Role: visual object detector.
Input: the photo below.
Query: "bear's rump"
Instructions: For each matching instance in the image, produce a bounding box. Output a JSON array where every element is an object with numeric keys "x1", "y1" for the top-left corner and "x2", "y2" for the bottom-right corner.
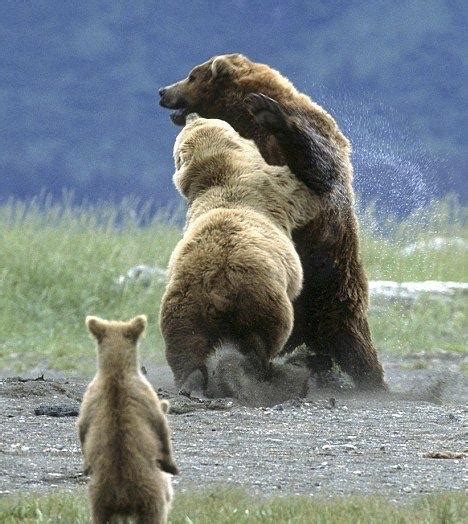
[
  {"x1": 163, "y1": 209, "x2": 300, "y2": 333},
  {"x1": 176, "y1": 210, "x2": 298, "y2": 295}
]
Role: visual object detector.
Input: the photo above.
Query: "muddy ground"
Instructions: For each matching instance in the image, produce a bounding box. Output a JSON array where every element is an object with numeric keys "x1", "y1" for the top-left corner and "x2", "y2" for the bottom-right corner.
[{"x1": 1, "y1": 353, "x2": 467, "y2": 500}]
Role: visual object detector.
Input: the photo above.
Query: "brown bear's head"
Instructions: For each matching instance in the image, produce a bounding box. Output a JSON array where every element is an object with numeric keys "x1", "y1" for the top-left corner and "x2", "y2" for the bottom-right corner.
[
  {"x1": 159, "y1": 54, "x2": 249, "y2": 125},
  {"x1": 159, "y1": 54, "x2": 296, "y2": 134}
]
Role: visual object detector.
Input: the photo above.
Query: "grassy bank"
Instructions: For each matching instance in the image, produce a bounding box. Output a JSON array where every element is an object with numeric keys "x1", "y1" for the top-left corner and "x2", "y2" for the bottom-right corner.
[
  {"x1": 1, "y1": 488, "x2": 466, "y2": 523},
  {"x1": 0, "y1": 199, "x2": 180, "y2": 374},
  {"x1": 359, "y1": 196, "x2": 466, "y2": 281},
  {"x1": 0, "y1": 197, "x2": 466, "y2": 373}
]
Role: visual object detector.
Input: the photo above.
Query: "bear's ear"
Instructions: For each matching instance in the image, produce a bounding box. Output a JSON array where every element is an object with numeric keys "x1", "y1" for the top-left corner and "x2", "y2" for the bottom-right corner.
[
  {"x1": 211, "y1": 55, "x2": 235, "y2": 79},
  {"x1": 125, "y1": 315, "x2": 147, "y2": 342},
  {"x1": 86, "y1": 316, "x2": 107, "y2": 342},
  {"x1": 173, "y1": 165, "x2": 192, "y2": 199},
  {"x1": 160, "y1": 399, "x2": 170, "y2": 414},
  {"x1": 185, "y1": 112, "x2": 200, "y2": 123},
  {"x1": 174, "y1": 152, "x2": 183, "y2": 171}
]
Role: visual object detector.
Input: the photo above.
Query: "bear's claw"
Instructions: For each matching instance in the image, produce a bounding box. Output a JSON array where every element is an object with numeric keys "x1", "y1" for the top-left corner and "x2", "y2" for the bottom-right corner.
[{"x1": 245, "y1": 93, "x2": 287, "y2": 132}]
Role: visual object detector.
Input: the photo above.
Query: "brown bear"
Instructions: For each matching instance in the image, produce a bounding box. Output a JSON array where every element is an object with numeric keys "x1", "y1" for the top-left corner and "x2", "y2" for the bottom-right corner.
[
  {"x1": 159, "y1": 53, "x2": 385, "y2": 390},
  {"x1": 159, "y1": 114, "x2": 319, "y2": 394},
  {"x1": 78, "y1": 315, "x2": 177, "y2": 524}
]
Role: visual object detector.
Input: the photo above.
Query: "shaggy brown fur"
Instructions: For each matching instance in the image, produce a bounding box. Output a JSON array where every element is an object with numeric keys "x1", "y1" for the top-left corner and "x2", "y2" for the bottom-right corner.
[
  {"x1": 78, "y1": 315, "x2": 178, "y2": 524},
  {"x1": 159, "y1": 54, "x2": 385, "y2": 389},
  {"x1": 159, "y1": 115, "x2": 319, "y2": 393}
]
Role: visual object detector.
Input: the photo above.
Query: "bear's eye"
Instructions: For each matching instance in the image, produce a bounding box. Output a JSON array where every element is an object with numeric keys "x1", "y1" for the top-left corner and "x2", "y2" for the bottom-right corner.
[{"x1": 188, "y1": 74, "x2": 196, "y2": 83}]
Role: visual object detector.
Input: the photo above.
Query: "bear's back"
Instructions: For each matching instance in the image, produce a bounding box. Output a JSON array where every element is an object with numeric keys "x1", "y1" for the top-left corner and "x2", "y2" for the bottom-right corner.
[{"x1": 83, "y1": 374, "x2": 161, "y2": 484}]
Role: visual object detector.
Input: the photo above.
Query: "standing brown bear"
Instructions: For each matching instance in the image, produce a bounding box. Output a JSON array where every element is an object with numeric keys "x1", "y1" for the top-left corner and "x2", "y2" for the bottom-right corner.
[{"x1": 159, "y1": 53, "x2": 385, "y2": 390}]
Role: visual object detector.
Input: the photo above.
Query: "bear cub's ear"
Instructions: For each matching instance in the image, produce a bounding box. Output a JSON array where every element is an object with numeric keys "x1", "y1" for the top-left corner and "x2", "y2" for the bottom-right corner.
[
  {"x1": 86, "y1": 316, "x2": 107, "y2": 342},
  {"x1": 125, "y1": 315, "x2": 147, "y2": 342}
]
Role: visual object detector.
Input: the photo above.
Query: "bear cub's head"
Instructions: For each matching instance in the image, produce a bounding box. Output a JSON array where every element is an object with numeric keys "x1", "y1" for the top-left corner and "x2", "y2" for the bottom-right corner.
[{"x1": 86, "y1": 315, "x2": 147, "y2": 369}]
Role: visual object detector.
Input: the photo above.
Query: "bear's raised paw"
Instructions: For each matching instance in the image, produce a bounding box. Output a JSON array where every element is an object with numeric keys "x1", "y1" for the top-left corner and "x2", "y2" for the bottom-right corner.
[{"x1": 245, "y1": 93, "x2": 287, "y2": 132}]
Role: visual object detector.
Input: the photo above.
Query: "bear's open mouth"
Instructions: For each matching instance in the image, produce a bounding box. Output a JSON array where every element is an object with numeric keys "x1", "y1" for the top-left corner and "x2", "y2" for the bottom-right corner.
[
  {"x1": 159, "y1": 98, "x2": 190, "y2": 126},
  {"x1": 169, "y1": 108, "x2": 189, "y2": 126}
]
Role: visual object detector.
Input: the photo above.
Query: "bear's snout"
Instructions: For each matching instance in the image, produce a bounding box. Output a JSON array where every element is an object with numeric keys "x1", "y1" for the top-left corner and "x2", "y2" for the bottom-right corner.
[
  {"x1": 159, "y1": 86, "x2": 175, "y2": 108},
  {"x1": 159, "y1": 87, "x2": 172, "y2": 108},
  {"x1": 159, "y1": 85, "x2": 186, "y2": 110}
]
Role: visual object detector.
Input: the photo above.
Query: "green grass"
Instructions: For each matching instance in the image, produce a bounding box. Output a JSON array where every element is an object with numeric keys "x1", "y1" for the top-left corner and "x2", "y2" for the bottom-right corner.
[
  {"x1": 0, "y1": 197, "x2": 466, "y2": 373},
  {"x1": 370, "y1": 295, "x2": 467, "y2": 355},
  {"x1": 0, "y1": 198, "x2": 181, "y2": 374},
  {"x1": 361, "y1": 197, "x2": 467, "y2": 355},
  {"x1": 0, "y1": 488, "x2": 466, "y2": 523},
  {"x1": 360, "y1": 196, "x2": 467, "y2": 281}
]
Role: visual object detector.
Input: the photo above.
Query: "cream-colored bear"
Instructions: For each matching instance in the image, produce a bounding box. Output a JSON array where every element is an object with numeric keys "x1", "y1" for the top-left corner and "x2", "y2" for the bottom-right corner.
[{"x1": 160, "y1": 115, "x2": 319, "y2": 395}]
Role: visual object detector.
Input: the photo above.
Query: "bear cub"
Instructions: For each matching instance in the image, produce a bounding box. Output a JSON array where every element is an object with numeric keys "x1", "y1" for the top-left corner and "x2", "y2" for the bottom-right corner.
[{"x1": 78, "y1": 315, "x2": 177, "y2": 524}]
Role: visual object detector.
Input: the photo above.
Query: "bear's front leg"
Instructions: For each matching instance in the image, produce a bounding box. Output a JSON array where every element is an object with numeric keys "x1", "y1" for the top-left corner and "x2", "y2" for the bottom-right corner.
[
  {"x1": 245, "y1": 93, "x2": 289, "y2": 134},
  {"x1": 246, "y1": 93, "x2": 342, "y2": 196}
]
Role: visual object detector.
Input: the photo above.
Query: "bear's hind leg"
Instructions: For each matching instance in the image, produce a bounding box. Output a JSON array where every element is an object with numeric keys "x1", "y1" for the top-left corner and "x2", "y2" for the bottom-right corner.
[
  {"x1": 326, "y1": 322, "x2": 386, "y2": 391},
  {"x1": 136, "y1": 508, "x2": 165, "y2": 524},
  {"x1": 236, "y1": 289, "x2": 294, "y2": 380},
  {"x1": 163, "y1": 325, "x2": 211, "y2": 395},
  {"x1": 237, "y1": 333, "x2": 273, "y2": 381},
  {"x1": 91, "y1": 504, "x2": 113, "y2": 524}
]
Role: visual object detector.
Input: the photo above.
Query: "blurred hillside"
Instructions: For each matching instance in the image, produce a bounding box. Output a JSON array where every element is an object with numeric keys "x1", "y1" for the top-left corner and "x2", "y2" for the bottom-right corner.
[{"x1": 1, "y1": 0, "x2": 466, "y2": 214}]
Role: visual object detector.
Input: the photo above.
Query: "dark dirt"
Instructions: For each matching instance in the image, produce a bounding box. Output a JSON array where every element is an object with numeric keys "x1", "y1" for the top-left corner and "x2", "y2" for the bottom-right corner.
[{"x1": 1, "y1": 353, "x2": 467, "y2": 499}]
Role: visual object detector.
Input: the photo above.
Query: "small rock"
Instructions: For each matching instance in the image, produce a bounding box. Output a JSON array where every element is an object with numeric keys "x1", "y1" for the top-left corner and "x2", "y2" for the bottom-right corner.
[
  {"x1": 116, "y1": 265, "x2": 167, "y2": 287},
  {"x1": 423, "y1": 451, "x2": 466, "y2": 459},
  {"x1": 34, "y1": 404, "x2": 79, "y2": 417},
  {"x1": 273, "y1": 398, "x2": 303, "y2": 410}
]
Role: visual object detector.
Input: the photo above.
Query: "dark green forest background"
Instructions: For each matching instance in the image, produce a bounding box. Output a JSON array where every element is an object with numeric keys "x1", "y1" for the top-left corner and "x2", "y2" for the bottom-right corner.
[{"x1": 1, "y1": 0, "x2": 466, "y2": 214}]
